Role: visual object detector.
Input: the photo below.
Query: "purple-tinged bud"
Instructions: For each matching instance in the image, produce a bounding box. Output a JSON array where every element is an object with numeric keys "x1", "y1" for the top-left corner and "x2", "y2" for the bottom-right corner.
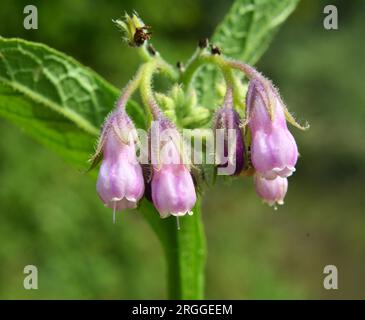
[
  {"x1": 150, "y1": 120, "x2": 196, "y2": 218},
  {"x1": 254, "y1": 174, "x2": 288, "y2": 206},
  {"x1": 213, "y1": 106, "x2": 245, "y2": 175},
  {"x1": 247, "y1": 78, "x2": 298, "y2": 179},
  {"x1": 96, "y1": 110, "x2": 144, "y2": 212}
]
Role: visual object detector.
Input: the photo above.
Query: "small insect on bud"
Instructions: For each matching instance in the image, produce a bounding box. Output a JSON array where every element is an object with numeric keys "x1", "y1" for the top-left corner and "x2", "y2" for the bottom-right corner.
[
  {"x1": 246, "y1": 77, "x2": 298, "y2": 180},
  {"x1": 133, "y1": 26, "x2": 152, "y2": 47},
  {"x1": 114, "y1": 12, "x2": 152, "y2": 47}
]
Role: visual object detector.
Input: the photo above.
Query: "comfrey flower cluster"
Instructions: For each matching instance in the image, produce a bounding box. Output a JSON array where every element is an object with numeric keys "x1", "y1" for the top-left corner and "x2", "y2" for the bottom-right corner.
[
  {"x1": 211, "y1": 66, "x2": 306, "y2": 206},
  {"x1": 91, "y1": 13, "x2": 307, "y2": 223}
]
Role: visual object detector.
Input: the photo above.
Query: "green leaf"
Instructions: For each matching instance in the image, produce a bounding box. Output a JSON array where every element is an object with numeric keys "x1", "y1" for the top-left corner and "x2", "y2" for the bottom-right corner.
[
  {"x1": 194, "y1": 0, "x2": 300, "y2": 108},
  {"x1": 0, "y1": 83, "x2": 94, "y2": 167},
  {"x1": 0, "y1": 37, "x2": 143, "y2": 168},
  {"x1": 213, "y1": 0, "x2": 300, "y2": 64}
]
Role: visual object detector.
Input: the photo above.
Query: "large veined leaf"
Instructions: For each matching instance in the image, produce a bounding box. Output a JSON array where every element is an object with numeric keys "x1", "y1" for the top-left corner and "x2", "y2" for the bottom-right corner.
[
  {"x1": 0, "y1": 37, "x2": 145, "y2": 167},
  {"x1": 194, "y1": 0, "x2": 300, "y2": 108}
]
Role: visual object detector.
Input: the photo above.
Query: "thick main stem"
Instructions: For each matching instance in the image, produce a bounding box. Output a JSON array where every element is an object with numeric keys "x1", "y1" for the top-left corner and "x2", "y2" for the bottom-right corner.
[
  {"x1": 139, "y1": 198, "x2": 206, "y2": 300},
  {"x1": 166, "y1": 198, "x2": 206, "y2": 299}
]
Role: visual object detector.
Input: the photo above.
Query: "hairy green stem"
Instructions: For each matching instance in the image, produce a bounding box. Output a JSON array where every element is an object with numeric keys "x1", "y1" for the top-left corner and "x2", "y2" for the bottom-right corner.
[
  {"x1": 167, "y1": 198, "x2": 206, "y2": 299},
  {"x1": 137, "y1": 42, "x2": 179, "y2": 81},
  {"x1": 116, "y1": 65, "x2": 145, "y2": 110},
  {"x1": 139, "y1": 197, "x2": 206, "y2": 299},
  {"x1": 139, "y1": 60, "x2": 164, "y2": 119},
  {"x1": 181, "y1": 53, "x2": 245, "y2": 110}
]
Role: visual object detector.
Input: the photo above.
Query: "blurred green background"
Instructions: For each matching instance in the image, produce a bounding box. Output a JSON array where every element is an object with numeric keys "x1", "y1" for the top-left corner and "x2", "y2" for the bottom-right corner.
[{"x1": 0, "y1": 0, "x2": 364, "y2": 299}]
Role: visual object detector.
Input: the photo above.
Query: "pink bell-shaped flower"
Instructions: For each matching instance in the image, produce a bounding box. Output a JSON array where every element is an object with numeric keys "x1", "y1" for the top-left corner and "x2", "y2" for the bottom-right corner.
[
  {"x1": 247, "y1": 78, "x2": 298, "y2": 179},
  {"x1": 150, "y1": 121, "x2": 196, "y2": 218},
  {"x1": 254, "y1": 173, "x2": 288, "y2": 206},
  {"x1": 96, "y1": 111, "x2": 144, "y2": 213}
]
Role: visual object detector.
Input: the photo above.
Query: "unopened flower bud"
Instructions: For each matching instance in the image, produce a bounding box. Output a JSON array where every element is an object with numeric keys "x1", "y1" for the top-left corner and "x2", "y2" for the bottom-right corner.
[{"x1": 213, "y1": 88, "x2": 245, "y2": 175}]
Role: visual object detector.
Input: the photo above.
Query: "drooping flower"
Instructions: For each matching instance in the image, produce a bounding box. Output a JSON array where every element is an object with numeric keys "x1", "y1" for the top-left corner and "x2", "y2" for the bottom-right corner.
[
  {"x1": 150, "y1": 120, "x2": 196, "y2": 218},
  {"x1": 254, "y1": 173, "x2": 288, "y2": 206},
  {"x1": 213, "y1": 87, "x2": 245, "y2": 175},
  {"x1": 95, "y1": 110, "x2": 144, "y2": 213},
  {"x1": 152, "y1": 163, "x2": 197, "y2": 218},
  {"x1": 246, "y1": 78, "x2": 298, "y2": 179}
]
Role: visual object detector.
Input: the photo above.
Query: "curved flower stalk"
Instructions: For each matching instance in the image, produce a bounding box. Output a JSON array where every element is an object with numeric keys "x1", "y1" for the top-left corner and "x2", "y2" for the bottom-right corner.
[{"x1": 91, "y1": 62, "x2": 147, "y2": 220}]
